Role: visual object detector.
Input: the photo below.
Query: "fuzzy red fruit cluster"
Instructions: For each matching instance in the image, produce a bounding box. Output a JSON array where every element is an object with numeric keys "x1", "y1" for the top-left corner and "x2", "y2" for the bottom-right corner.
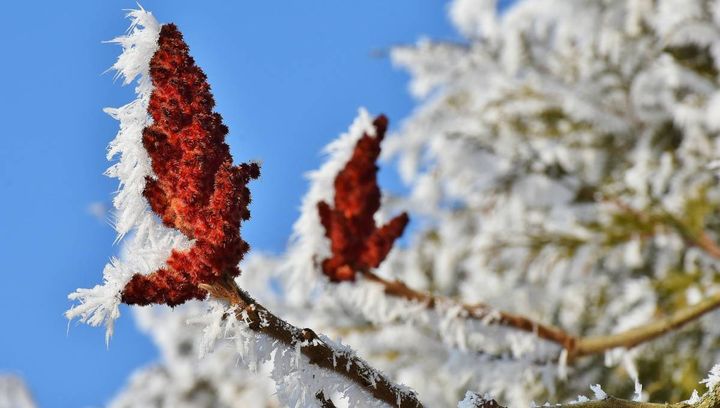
[
  {"x1": 121, "y1": 24, "x2": 259, "y2": 306},
  {"x1": 317, "y1": 115, "x2": 409, "y2": 282}
]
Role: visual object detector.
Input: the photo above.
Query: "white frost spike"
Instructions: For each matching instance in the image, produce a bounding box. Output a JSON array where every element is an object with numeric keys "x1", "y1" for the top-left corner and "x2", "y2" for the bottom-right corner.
[
  {"x1": 589, "y1": 384, "x2": 607, "y2": 400},
  {"x1": 103, "y1": 6, "x2": 161, "y2": 239},
  {"x1": 457, "y1": 391, "x2": 495, "y2": 408},
  {"x1": 66, "y1": 258, "x2": 135, "y2": 345},
  {"x1": 106, "y1": 8, "x2": 161, "y2": 83},
  {"x1": 66, "y1": 8, "x2": 189, "y2": 343},
  {"x1": 449, "y1": 0, "x2": 499, "y2": 40},
  {"x1": 632, "y1": 379, "x2": 643, "y2": 402},
  {"x1": 686, "y1": 390, "x2": 701, "y2": 404},
  {"x1": 701, "y1": 363, "x2": 720, "y2": 391},
  {"x1": 283, "y1": 108, "x2": 377, "y2": 302},
  {"x1": 557, "y1": 349, "x2": 568, "y2": 380}
]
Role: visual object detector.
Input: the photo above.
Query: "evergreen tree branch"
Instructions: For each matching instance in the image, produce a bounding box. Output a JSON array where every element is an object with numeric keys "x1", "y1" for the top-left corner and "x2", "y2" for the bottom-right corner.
[{"x1": 202, "y1": 276, "x2": 423, "y2": 408}]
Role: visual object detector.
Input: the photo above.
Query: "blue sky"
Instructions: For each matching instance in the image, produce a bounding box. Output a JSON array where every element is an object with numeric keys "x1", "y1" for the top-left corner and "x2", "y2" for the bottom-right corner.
[{"x1": 0, "y1": 2, "x2": 462, "y2": 406}]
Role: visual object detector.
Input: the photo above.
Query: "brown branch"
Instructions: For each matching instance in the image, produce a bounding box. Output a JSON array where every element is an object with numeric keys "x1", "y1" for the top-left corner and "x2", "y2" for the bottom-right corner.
[
  {"x1": 556, "y1": 400, "x2": 667, "y2": 408},
  {"x1": 202, "y1": 276, "x2": 423, "y2": 408},
  {"x1": 477, "y1": 388, "x2": 720, "y2": 408},
  {"x1": 316, "y1": 391, "x2": 337, "y2": 408},
  {"x1": 362, "y1": 271, "x2": 575, "y2": 348},
  {"x1": 362, "y1": 271, "x2": 720, "y2": 361},
  {"x1": 572, "y1": 292, "x2": 720, "y2": 357}
]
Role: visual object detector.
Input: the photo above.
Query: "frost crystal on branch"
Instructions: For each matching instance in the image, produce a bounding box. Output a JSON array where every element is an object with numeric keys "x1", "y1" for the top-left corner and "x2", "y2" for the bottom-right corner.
[
  {"x1": 66, "y1": 8, "x2": 165, "y2": 342},
  {"x1": 193, "y1": 300, "x2": 403, "y2": 408},
  {"x1": 701, "y1": 364, "x2": 720, "y2": 391}
]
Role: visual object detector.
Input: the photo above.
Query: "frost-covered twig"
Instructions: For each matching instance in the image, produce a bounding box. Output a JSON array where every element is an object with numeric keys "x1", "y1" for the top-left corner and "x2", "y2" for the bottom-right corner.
[
  {"x1": 466, "y1": 378, "x2": 720, "y2": 407},
  {"x1": 485, "y1": 397, "x2": 684, "y2": 407},
  {"x1": 361, "y1": 270, "x2": 572, "y2": 346},
  {"x1": 361, "y1": 270, "x2": 720, "y2": 361},
  {"x1": 202, "y1": 276, "x2": 423, "y2": 408}
]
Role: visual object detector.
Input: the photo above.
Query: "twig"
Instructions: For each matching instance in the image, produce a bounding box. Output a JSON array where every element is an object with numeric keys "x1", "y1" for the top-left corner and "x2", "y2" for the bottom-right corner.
[
  {"x1": 362, "y1": 271, "x2": 575, "y2": 348},
  {"x1": 478, "y1": 391, "x2": 720, "y2": 408},
  {"x1": 202, "y1": 276, "x2": 423, "y2": 408},
  {"x1": 362, "y1": 271, "x2": 720, "y2": 361},
  {"x1": 572, "y1": 292, "x2": 720, "y2": 357}
]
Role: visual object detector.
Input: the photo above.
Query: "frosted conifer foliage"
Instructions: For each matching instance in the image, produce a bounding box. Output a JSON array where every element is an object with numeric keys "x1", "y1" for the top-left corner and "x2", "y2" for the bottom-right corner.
[{"x1": 384, "y1": 0, "x2": 720, "y2": 402}]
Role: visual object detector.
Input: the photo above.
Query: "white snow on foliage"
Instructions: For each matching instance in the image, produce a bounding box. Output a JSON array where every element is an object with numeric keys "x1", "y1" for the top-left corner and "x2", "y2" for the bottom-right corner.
[
  {"x1": 379, "y1": 0, "x2": 720, "y2": 403},
  {"x1": 65, "y1": 8, "x2": 190, "y2": 344},
  {"x1": 110, "y1": 256, "x2": 283, "y2": 408},
  {"x1": 701, "y1": 363, "x2": 720, "y2": 391},
  {"x1": 109, "y1": 300, "x2": 277, "y2": 408},
  {"x1": 0, "y1": 375, "x2": 36, "y2": 408}
]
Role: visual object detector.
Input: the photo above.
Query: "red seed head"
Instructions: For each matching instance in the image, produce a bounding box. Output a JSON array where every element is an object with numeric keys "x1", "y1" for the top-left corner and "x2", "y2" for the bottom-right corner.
[
  {"x1": 121, "y1": 24, "x2": 259, "y2": 306},
  {"x1": 317, "y1": 115, "x2": 409, "y2": 282}
]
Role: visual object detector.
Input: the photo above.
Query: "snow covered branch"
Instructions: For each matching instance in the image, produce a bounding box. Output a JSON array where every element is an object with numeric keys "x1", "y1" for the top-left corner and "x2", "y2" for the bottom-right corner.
[
  {"x1": 361, "y1": 269, "x2": 720, "y2": 361},
  {"x1": 202, "y1": 275, "x2": 422, "y2": 408},
  {"x1": 464, "y1": 377, "x2": 720, "y2": 407}
]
